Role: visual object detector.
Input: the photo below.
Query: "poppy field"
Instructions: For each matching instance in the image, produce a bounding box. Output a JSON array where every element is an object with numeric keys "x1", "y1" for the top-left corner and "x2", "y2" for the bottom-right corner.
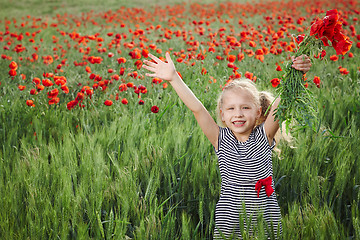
[{"x1": 1, "y1": 0, "x2": 359, "y2": 239}]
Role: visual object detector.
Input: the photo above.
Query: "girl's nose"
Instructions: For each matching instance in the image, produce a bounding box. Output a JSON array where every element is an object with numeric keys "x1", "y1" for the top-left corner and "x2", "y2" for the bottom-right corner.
[{"x1": 235, "y1": 109, "x2": 244, "y2": 117}]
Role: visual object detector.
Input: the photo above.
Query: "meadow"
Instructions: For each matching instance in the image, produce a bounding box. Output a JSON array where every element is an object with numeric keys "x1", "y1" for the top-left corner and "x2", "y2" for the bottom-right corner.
[{"x1": 0, "y1": 0, "x2": 359, "y2": 239}]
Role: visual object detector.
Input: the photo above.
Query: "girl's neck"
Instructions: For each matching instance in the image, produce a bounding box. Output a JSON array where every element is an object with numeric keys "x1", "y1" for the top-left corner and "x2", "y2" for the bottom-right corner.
[{"x1": 231, "y1": 129, "x2": 253, "y2": 143}]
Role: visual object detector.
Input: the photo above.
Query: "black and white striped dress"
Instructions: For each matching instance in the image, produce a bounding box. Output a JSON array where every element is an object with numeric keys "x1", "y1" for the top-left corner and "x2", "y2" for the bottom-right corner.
[{"x1": 213, "y1": 123, "x2": 282, "y2": 239}]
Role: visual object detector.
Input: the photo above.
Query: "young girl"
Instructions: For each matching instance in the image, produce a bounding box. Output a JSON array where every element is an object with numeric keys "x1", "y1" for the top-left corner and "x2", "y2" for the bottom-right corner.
[{"x1": 143, "y1": 52, "x2": 311, "y2": 239}]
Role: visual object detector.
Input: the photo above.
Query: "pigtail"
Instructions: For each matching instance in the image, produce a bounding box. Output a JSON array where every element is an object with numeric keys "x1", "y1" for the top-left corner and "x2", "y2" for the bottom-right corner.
[
  {"x1": 258, "y1": 91, "x2": 274, "y2": 124},
  {"x1": 258, "y1": 91, "x2": 293, "y2": 148}
]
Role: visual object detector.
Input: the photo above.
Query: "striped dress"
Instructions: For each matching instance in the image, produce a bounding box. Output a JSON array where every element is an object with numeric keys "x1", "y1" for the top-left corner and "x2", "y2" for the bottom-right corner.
[{"x1": 213, "y1": 123, "x2": 282, "y2": 239}]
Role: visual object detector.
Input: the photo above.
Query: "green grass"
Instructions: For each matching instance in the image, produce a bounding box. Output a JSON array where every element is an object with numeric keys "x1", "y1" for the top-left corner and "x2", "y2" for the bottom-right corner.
[
  {"x1": 0, "y1": 0, "x2": 254, "y2": 18},
  {"x1": 1, "y1": 0, "x2": 360, "y2": 239}
]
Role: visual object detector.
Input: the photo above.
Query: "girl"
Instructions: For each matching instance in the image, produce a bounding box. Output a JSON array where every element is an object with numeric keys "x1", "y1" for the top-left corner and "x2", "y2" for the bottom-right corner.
[{"x1": 143, "y1": 52, "x2": 311, "y2": 239}]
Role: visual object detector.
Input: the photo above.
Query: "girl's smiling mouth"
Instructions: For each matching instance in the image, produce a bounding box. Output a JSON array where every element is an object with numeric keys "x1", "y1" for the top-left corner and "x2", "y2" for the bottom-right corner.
[{"x1": 232, "y1": 120, "x2": 246, "y2": 127}]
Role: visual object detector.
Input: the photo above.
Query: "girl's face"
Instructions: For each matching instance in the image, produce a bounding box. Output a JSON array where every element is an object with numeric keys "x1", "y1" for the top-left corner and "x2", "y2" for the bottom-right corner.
[{"x1": 220, "y1": 88, "x2": 261, "y2": 142}]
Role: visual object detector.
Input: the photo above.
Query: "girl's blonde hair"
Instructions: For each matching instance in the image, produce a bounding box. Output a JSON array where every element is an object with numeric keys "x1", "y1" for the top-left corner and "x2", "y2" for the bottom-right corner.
[{"x1": 216, "y1": 78, "x2": 292, "y2": 144}]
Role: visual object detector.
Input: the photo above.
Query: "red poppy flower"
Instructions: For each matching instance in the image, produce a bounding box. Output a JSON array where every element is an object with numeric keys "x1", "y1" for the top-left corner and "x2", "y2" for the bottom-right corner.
[
  {"x1": 142, "y1": 49, "x2": 149, "y2": 58},
  {"x1": 134, "y1": 60, "x2": 143, "y2": 69},
  {"x1": 9, "y1": 61, "x2": 18, "y2": 70},
  {"x1": 61, "y1": 85, "x2": 69, "y2": 94},
  {"x1": 42, "y1": 79, "x2": 53, "y2": 87},
  {"x1": 339, "y1": 67, "x2": 349, "y2": 75},
  {"x1": 54, "y1": 76, "x2": 67, "y2": 86},
  {"x1": 310, "y1": 18, "x2": 325, "y2": 38},
  {"x1": 227, "y1": 55, "x2": 236, "y2": 63},
  {"x1": 270, "y1": 78, "x2": 281, "y2": 88},
  {"x1": 151, "y1": 105, "x2": 159, "y2": 113},
  {"x1": 138, "y1": 100, "x2": 144, "y2": 105},
  {"x1": 67, "y1": 100, "x2": 79, "y2": 110},
  {"x1": 295, "y1": 34, "x2": 305, "y2": 44},
  {"x1": 321, "y1": 50, "x2": 327, "y2": 59},
  {"x1": 249, "y1": 41, "x2": 256, "y2": 47},
  {"x1": 18, "y1": 85, "x2": 26, "y2": 91},
  {"x1": 329, "y1": 55, "x2": 338, "y2": 61},
  {"x1": 48, "y1": 97, "x2": 60, "y2": 105},
  {"x1": 9, "y1": 69, "x2": 17, "y2": 77},
  {"x1": 332, "y1": 34, "x2": 352, "y2": 55},
  {"x1": 201, "y1": 67, "x2": 207, "y2": 75},
  {"x1": 48, "y1": 88, "x2": 59, "y2": 98},
  {"x1": 121, "y1": 98, "x2": 128, "y2": 105},
  {"x1": 104, "y1": 100, "x2": 113, "y2": 106},
  {"x1": 313, "y1": 76, "x2": 321, "y2": 88},
  {"x1": 245, "y1": 71, "x2": 254, "y2": 81},
  {"x1": 26, "y1": 100, "x2": 35, "y2": 107},
  {"x1": 152, "y1": 78, "x2": 162, "y2": 84},
  {"x1": 255, "y1": 49, "x2": 264, "y2": 56},
  {"x1": 119, "y1": 67, "x2": 125, "y2": 75},
  {"x1": 119, "y1": 83, "x2": 127, "y2": 92},
  {"x1": 30, "y1": 89, "x2": 38, "y2": 95},
  {"x1": 76, "y1": 92, "x2": 85, "y2": 101}
]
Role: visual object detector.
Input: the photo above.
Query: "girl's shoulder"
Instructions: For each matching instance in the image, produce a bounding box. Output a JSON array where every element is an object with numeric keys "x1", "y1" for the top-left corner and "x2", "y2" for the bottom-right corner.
[
  {"x1": 254, "y1": 123, "x2": 276, "y2": 148},
  {"x1": 216, "y1": 126, "x2": 236, "y2": 150}
]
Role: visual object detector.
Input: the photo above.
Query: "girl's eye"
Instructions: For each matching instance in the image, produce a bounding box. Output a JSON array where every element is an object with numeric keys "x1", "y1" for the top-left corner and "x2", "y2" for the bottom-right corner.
[
  {"x1": 227, "y1": 107, "x2": 234, "y2": 110},
  {"x1": 243, "y1": 106, "x2": 250, "y2": 109}
]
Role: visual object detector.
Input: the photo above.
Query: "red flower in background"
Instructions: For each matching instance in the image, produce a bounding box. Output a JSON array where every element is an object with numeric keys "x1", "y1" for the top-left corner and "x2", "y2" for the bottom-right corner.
[
  {"x1": 67, "y1": 100, "x2": 78, "y2": 110},
  {"x1": 271, "y1": 78, "x2": 281, "y2": 88},
  {"x1": 104, "y1": 100, "x2": 113, "y2": 106},
  {"x1": 321, "y1": 50, "x2": 327, "y2": 59},
  {"x1": 48, "y1": 97, "x2": 60, "y2": 105},
  {"x1": 121, "y1": 98, "x2": 128, "y2": 105},
  {"x1": 47, "y1": 88, "x2": 59, "y2": 98},
  {"x1": 42, "y1": 79, "x2": 53, "y2": 87},
  {"x1": 9, "y1": 69, "x2": 17, "y2": 77},
  {"x1": 313, "y1": 76, "x2": 321, "y2": 88},
  {"x1": 151, "y1": 105, "x2": 159, "y2": 113},
  {"x1": 26, "y1": 100, "x2": 35, "y2": 107},
  {"x1": 9, "y1": 61, "x2": 18, "y2": 70},
  {"x1": 227, "y1": 55, "x2": 236, "y2": 63},
  {"x1": 330, "y1": 55, "x2": 339, "y2": 61},
  {"x1": 339, "y1": 67, "x2": 349, "y2": 75}
]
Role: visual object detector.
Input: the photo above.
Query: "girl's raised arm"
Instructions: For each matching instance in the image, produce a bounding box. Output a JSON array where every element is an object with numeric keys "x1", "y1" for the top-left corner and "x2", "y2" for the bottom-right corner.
[{"x1": 143, "y1": 52, "x2": 219, "y2": 149}]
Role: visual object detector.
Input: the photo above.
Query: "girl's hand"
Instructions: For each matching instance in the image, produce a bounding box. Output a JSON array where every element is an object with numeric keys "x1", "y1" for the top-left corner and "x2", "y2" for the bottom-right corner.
[
  {"x1": 143, "y1": 52, "x2": 177, "y2": 81},
  {"x1": 291, "y1": 54, "x2": 312, "y2": 73}
]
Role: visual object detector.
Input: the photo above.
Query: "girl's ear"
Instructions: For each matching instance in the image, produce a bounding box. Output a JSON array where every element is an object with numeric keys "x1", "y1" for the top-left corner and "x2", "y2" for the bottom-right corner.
[
  {"x1": 220, "y1": 109, "x2": 224, "y2": 122},
  {"x1": 256, "y1": 106, "x2": 262, "y2": 120}
]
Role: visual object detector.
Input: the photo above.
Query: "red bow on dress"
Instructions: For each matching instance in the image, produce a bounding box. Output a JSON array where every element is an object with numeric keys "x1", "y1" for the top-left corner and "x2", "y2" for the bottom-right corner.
[{"x1": 255, "y1": 176, "x2": 274, "y2": 198}]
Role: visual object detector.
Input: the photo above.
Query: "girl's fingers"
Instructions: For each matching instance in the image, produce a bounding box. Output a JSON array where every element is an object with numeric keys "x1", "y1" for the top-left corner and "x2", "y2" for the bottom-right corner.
[
  {"x1": 145, "y1": 73, "x2": 157, "y2": 78},
  {"x1": 148, "y1": 53, "x2": 163, "y2": 64},
  {"x1": 295, "y1": 55, "x2": 310, "y2": 63},
  {"x1": 143, "y1": 60, "x2": 157, "y2": 68},
  {"x1": 142, "y1": 65, "x2": 156, "y2": 72},
  {"x1": 165, "y1": 52, "x2": 173, "y2": 64}
]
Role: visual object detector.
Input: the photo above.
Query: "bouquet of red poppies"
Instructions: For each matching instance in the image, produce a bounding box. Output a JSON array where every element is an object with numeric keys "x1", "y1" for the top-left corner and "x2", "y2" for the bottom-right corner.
[{"x1": 275, "y1": 9, "x2": 352, "y2": 131}]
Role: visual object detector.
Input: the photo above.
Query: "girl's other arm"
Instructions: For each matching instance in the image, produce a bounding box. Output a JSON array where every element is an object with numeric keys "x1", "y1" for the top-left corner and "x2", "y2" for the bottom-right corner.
[
  {"x1": 264, "y1": 54, "x2": 312, "y2": 143},
  {"x1": 143, "y1": 52, "x2": 219, "y2": 149}
]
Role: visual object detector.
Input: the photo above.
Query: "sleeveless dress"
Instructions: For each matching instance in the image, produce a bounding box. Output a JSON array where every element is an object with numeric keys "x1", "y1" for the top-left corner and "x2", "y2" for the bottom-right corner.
[{"x1": 213, "y1": 123, "x2": 282, "y2": 239}]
